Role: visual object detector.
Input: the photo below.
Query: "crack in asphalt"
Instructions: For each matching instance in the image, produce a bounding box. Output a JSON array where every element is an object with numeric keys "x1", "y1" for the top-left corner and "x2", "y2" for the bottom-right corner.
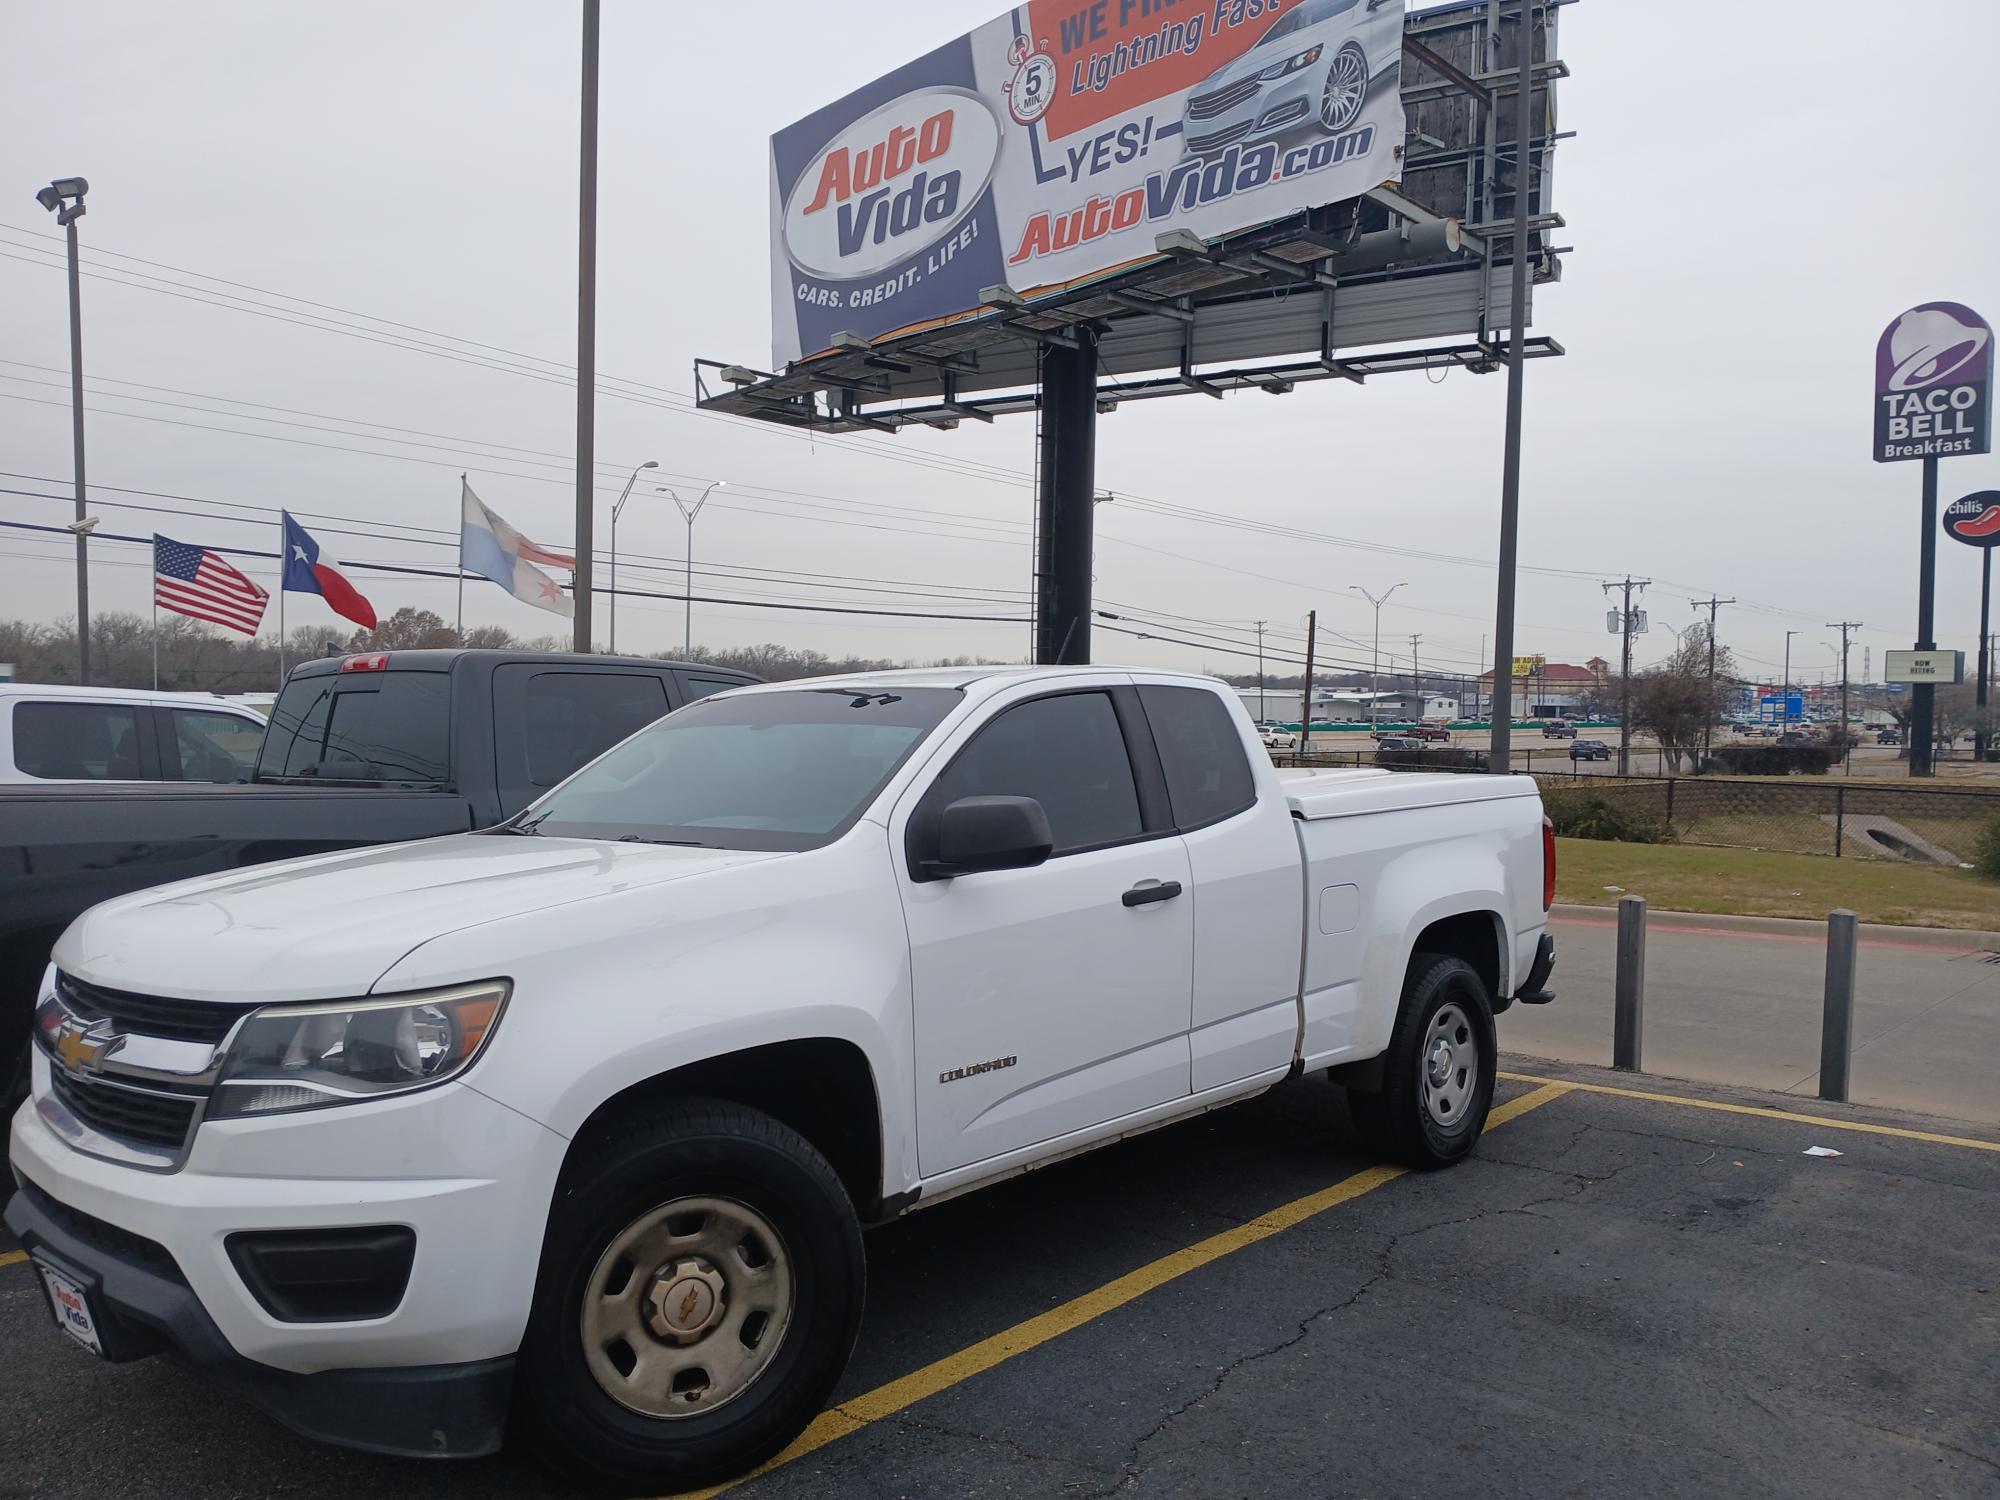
[{"x1": 887, "y1": 1411, "x2": 1124, "y2": 1479}]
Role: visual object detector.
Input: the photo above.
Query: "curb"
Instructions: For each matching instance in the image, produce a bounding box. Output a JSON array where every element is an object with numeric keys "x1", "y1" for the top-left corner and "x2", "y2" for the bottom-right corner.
[{"x1": 1549, "y1": 903, "x2": 2000, "y2": 952}]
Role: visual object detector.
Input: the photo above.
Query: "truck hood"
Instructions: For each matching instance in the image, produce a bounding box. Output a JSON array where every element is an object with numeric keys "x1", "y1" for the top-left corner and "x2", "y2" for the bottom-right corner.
[{"x1": 55, "y1": 833, "x2": 782, "y2": 1004}]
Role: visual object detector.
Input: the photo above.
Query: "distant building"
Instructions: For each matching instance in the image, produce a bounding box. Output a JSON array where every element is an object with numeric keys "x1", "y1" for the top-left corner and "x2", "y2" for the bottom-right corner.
[
  {"x1": 1476, "y1": 661, "x2": 1600, "y2": 718},
  {"x1": 1238, "y1": 688, "x2": 1459, "y2": 724}
]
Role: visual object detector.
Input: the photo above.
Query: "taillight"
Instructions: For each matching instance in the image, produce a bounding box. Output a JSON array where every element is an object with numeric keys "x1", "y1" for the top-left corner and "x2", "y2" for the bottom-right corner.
[
  {"x1": 340, "y1": 653, "x2": 389, "y2": 673},
  {"x1": 1541, "y1": 814, "x2": 1556, "y2": 911}
]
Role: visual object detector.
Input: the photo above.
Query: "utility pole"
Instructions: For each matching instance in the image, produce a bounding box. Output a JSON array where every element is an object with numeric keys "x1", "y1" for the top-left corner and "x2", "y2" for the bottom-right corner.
[
  {"x1": 1488, "y1": 0, "x2": 1538, "y2": 776},
  {"x1": 1691, "y1": 595, "x2": 1734, "y2": 767},
  {"x1": 1602, "y1": 577, "x2": 1649, "y2": 775},
  {"x1": 1408, "y1": 634, "x2": 1423, "y2": 719},
  {"x1": 1828, "y1": 623, "x2": 1861, "y2": 765},
  {"x1": 1255, "y1": 619, "x2": 1268, "y2": 720},
  {"x1": 571, "y1": 0, "x2": 601, "y2": 654},
  {"x1": 1783, "y1": 630, "x2": 1798, "y2": 731},
  {"x1": 1299, "y1": 610, "x2": 1318, "y2": 754}
]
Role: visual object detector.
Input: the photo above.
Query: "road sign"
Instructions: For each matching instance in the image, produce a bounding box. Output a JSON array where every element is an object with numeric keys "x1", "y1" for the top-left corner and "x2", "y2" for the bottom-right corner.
[
  {"x1": 1874, "y1": 302, "x2": 1992, "y2": 463},
  {"x1": 1945, "y1": 490, "x2": 2000, "y2": 547},
  {"x1": 1759, "y1": 694, "x2": 1803, "y2": 723},
  {"x1": 1884, "y1": 650, "x2": 1965, "y2": 684}
]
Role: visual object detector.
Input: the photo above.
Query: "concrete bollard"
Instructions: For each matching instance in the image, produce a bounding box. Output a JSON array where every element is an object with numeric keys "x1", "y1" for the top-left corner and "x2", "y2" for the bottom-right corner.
[
  {"x1": 1819, "y1": 909, "x2": 1858, "y2": 1103},
  {"x1": 1613, "y1": 894, "x2": 1646, "y2": 1071}
]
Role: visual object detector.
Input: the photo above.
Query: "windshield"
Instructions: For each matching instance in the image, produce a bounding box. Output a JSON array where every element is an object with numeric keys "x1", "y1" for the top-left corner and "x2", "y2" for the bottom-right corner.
[{"x1": 499, "y1": 685, "x2": 962, "y2": 851}]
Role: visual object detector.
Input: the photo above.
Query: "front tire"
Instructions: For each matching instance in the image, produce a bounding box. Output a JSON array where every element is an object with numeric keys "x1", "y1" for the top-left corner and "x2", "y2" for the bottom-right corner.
[
  {"x1": 515, "y1": 1100, "x2": 865, "y2": 1494},
  {"x1": 1348, "y1": 953, "x2": 1497, "y2": 1169}
]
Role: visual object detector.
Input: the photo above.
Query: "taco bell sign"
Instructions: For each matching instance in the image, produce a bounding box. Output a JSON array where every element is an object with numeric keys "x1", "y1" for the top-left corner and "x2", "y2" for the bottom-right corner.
[{"x1": 1873, "y1": 301, "x2": 1992, "y2": 462}]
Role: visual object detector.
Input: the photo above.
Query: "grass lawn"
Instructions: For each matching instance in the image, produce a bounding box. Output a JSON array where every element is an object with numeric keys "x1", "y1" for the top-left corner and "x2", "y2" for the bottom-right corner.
[{"x1": 1554, "y1": 837, "x2": 2000, "y2": 931}]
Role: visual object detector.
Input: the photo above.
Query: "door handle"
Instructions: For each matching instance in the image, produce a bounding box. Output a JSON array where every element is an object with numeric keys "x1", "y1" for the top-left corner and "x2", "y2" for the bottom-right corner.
[{"x1": 1122, "y1": 880, "x2": 1183, "y2": 908}]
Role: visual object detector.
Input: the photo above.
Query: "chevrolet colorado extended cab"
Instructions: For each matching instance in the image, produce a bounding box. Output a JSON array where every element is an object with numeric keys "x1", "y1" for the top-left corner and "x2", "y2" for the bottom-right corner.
[{"x1": 7, "y1": 666, "x2": 1555, "y2": 1491}]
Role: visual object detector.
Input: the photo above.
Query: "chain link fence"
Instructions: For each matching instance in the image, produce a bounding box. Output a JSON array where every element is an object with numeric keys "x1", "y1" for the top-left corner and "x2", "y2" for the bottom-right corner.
[{"x1": 1272, "y1": 747, "x2": 2000, "y2": 862}]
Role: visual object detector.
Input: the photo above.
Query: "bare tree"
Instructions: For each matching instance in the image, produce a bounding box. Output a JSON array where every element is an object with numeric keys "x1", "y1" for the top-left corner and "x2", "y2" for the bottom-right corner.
[{"x1": 1628, "y1": 633, "x2": 1740, "y2": 773}]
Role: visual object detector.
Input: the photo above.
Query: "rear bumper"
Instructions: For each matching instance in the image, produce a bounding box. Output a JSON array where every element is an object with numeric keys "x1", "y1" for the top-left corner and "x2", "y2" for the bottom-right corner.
[
  {"x1": 4, "y1": 1175, "x2": 512, "y2": 1457},
  {"x1": 1513, "y1": 933, "x2": 1557, "y2": 1006}
]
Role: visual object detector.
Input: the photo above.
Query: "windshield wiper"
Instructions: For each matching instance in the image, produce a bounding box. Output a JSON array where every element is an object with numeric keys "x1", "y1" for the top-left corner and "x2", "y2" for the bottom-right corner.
[
  {"x1": 495, "y1": 810, "x2": 552, "y2": 836},
  {"x1": 616, "y1": 834, "x2": 714, "y2": 847},
  {"x1": 804, "y1": 688, "x2": 902, "y2": 707}
]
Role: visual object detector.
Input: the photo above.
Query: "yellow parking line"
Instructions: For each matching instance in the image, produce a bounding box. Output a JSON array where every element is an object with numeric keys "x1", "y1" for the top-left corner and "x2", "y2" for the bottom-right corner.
[
  {"x1": 0, "y1": 1250, "x2": 25, "y2": 1269},
  {"x1": 1499, "y1": 1071, "x2": 2000, "y2": 1153},
  {"x1": 671, "y1": 1080, "x2": 1574, "y2": 1498}
]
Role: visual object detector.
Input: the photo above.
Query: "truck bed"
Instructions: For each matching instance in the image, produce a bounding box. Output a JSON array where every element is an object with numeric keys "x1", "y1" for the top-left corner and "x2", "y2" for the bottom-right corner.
[{"x1": 1277, "y1": 766, "x2": 1542, "y2": 820}]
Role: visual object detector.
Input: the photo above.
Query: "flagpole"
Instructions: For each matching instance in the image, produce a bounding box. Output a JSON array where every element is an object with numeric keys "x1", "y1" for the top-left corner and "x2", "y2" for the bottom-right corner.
[
  {"x1": 277, "y1": 511, "x2": 287, "y2": 688},
  {"x1": 456, "y1": 474, "x2": 466, "y2": 641},
  {"x1": 152, "y1": 593, "x2": 159, "y2": 691}
]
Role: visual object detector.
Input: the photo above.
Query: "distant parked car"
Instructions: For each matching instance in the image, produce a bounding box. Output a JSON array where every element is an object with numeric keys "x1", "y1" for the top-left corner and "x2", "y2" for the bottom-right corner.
[
  {"x1": 0, "y1": 684, "x2": 266, "y2": 785},
  {"x1": 1541, "y1": 721, "x2": 1576, "y2": 739},
  {"x1": 1877, "y1": 729, "x2": 1903, "y2": 746},
  {"x1": 1569, "y1": 739, "x2": 1612, "y2": 762},
  {"x1": 1775, "y1": 731, "x2": 1809, "y2": 747},
  {"x1": 1408, "y1": 724, "x2": 1452, "y2": 742},
  {"x1": 1258, "y1": 724, "x2": 1297, "y2": 751},
  {"x1": 1374, "y1": 737, "x2": 1422, "y2": 753}
]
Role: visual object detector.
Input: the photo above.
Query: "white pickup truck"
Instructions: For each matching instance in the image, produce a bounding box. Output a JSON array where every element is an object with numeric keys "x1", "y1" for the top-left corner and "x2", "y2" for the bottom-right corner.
[{"x1": 7, "y1": 666, "x2": 1554, "y2": 1491}]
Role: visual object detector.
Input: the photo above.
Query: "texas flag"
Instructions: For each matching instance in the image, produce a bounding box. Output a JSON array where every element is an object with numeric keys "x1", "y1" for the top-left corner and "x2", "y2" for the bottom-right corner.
[{"x1": 281, "y1": 511, "x2": 378, "y2": 630}]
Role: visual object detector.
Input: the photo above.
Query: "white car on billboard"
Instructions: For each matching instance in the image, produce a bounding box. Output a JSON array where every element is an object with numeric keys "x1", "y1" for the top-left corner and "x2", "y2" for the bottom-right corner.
[{"x1": 1180, "y1": 0, "x2": 1404, "y2": 158}]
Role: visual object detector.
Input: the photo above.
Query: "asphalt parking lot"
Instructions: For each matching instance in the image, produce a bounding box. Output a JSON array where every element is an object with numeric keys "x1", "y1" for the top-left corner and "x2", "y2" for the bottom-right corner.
[{"x1": 4, "y1": 1059, "x2": 1997, "y2": 1500}]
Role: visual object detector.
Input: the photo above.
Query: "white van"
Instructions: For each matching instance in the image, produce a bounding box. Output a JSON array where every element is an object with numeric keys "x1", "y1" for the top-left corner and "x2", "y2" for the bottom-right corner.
[{"x1": 0, "y1": 685, "x2": 267, "y2": 784}]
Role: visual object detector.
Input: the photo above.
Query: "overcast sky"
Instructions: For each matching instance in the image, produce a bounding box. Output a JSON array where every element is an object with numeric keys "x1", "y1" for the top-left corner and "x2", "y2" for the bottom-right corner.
[{"x1": 4, "y1": 0, "x2": 1998, "y2": 691}]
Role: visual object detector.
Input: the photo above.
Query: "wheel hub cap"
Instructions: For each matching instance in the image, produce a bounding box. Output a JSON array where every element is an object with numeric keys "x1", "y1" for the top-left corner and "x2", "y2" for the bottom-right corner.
[
  {"x1": 646, "y1": 1258, "x2": 727, "y2": 1344},
  {"x1": 1426, "y1": 1038, "x2": 1455, "y2": 1087}
]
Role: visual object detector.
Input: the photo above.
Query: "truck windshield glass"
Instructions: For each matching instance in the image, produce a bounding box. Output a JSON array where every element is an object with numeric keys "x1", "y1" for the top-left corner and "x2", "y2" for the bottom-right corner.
[
  {"x1": 257, "y1": 672, "x2": 452, "y2": 783},
  {"x1": 504, "y1": 685, "x2": 961, "y2": 851}
]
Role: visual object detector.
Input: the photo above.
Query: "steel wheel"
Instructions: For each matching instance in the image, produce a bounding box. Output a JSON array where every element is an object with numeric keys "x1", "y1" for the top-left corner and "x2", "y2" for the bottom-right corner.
[
  {"x1": 1421, "y1": 1001, "x2": 1478, "y2": 1127},
  {"x1": 580, "y1": 1195, "x2": 795, "y2": 1419},
  {"x1": 1319, "y1": 44, "x2": 1369, "y2": 131}
]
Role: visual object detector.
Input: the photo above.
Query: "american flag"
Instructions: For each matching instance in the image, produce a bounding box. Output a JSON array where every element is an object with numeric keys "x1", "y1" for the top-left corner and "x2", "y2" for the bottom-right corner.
[{"x1": 153, "y1": 535, "x2": 270, "y2": 635}]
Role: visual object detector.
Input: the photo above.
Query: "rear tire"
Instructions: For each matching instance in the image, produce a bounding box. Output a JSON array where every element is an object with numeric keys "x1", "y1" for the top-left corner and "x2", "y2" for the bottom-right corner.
[
  {"x1": 1348, "y1": 953, "x2": 1496, "y2": 1169},
  {"x1": 515, "y1": 1099, "x2": 865, "y2": 1495}
]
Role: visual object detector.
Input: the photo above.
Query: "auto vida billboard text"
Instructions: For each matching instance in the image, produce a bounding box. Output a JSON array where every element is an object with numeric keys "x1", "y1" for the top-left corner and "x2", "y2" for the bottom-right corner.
[{"x1": 768, "y1": 0, "x2": 1410, "y2": 366}]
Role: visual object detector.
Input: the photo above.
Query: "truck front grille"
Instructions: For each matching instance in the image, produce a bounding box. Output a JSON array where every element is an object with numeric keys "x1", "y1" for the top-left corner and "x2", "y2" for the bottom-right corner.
[
  {"x1": 57, "y1": 972, "x2": 258, "y2": 1045},
  {"x1": 49, "y1": 1068, "x2": 203, "y2": 1152}
]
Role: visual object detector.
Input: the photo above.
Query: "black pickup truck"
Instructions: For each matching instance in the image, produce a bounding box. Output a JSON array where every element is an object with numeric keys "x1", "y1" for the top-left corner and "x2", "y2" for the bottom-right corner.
[{"x1": 0, "y1": 649, "x2": 757, "y2": 1093}]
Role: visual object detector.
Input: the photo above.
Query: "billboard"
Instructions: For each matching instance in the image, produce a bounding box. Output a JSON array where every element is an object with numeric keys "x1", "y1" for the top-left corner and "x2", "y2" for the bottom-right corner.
[
  {"x1": 769, "y1": 0, "x2": 1408, "y2": 366},
  {"x1": 1884, "y1": 650, "x2": 1964, "y2": 685},
  {"x1": 1873, "y1": 302, "x2": 1992, "y2": 462}
]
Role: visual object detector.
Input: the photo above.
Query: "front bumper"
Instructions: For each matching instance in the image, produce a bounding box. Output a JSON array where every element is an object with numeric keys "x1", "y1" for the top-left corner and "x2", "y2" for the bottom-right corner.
[
  {"x1": 8, "y1": 1050, "x2": 571, "y2": 1453},
  {"x1": 5, "y1": 1176, "x2": 512, "y2": 1457}
]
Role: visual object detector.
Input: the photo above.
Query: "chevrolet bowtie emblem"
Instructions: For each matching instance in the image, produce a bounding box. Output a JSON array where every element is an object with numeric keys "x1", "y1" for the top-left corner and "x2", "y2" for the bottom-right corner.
[{"x1": 54, "y1": 1020, "x2": 118, "y2": 1072}]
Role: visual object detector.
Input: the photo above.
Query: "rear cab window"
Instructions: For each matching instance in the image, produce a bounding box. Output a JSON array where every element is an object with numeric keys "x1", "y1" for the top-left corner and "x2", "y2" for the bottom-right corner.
[
  {"x1": 256, "y1": 671, "x2": 451, "y2": 783},
  {"x1": 1137, "y1": 685, "x2": 1257, "y2": 830}
]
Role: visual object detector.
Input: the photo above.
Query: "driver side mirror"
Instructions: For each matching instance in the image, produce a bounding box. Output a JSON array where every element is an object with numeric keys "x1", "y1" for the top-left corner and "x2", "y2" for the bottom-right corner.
[{"x1": 920, "y1": 795, "x2": 1054, "y2": 880}]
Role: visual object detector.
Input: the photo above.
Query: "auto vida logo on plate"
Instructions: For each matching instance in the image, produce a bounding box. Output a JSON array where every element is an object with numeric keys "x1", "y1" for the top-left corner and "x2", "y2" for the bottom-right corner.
[{"x1": 783, "y1": 87, "x2": 1002, "y2": 280}]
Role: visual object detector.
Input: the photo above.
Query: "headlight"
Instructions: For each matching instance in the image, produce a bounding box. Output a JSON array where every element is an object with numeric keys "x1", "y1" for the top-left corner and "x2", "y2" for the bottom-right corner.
[
  {"x1": 208, "y1": 981, "x2": 509, "y2": 1119},
  {"x1": 1258, "y1": 45, "x2": 1322, "y2": 80}
]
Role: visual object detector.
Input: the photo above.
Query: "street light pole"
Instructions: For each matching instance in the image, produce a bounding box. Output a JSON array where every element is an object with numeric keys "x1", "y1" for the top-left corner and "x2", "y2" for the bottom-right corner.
[
  {"x1": 571, "y1": 0, "x2": 601, "y2": 654},
  {"x1": 1350, "y1": 582, "x2": 1407, "y2": 729},
  {"x1": 607, "y1": 460, "x2": 658, "y2": 655},
  {"x1": 670, "y1": 480, "x2": 726, "y2": 657},
  {"x1": 37, "y1": 177, "x2": 90, "y2": 683}
]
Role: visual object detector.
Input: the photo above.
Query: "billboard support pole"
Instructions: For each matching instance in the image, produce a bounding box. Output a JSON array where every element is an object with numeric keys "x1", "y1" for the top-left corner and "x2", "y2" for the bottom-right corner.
[
  {"x1": 571, "y1": 0, "x2": 601, "y2": 654},
  {"x1": 1912, "y1": 455, "x2": 1939, "y2": 776},
  {"x1": 1487, "y1": 0, "x2": 1535, "y2": 775},
  {"x1": 1978, "y1": 548, "x2": 1991, "y2": 762},
  {"x1": 1034, "y1": 327, "x2": 1098, "y2": 666}
]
